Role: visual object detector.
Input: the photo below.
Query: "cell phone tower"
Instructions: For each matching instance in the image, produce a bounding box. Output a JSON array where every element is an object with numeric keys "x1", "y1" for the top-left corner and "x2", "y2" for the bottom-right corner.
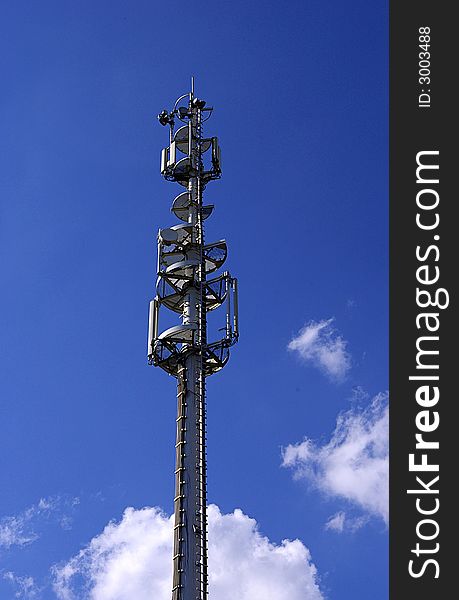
[{"x1": 147, "y1": 79, "x2": 239, "y2": 600}]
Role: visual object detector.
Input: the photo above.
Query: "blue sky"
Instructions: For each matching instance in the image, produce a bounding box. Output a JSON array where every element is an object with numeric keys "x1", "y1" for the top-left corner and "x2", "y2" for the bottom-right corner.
[{"x1": 0, "y1": 1, "x2": 388, "y2": 598}]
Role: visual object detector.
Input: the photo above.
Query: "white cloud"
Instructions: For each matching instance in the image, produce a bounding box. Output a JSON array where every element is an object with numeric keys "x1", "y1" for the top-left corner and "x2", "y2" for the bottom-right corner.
[
  {"x1": 52, "y1": 504, "x2": 324, "y2": 600},
  {"x1": 0, "y1": 505, "x2": 44, "y2": 550},
  {"x1": 324, "y1": 512, "x2": 368, "y2": 534},
  {"x1": 282, "y1": 393, "x2": 388, "y2": 525},
  {"x1": 288, "y1": 319, "x2": 351, "y2": 381},
  {"x1": 324, "y1": 512, "x2": 346, "y2": 532},
  {"x1": 52, "y1": 506, "x2": 171, "y2": 600},
  {"x1": 0, "y1": 516, "x2": 38, "y2": 550},
  {"x1": 2, "y1": 571, "x2": 40, "y2": 599},
  {"x1": 0, "y1": 496, "x2": 79, "y2": 550}
]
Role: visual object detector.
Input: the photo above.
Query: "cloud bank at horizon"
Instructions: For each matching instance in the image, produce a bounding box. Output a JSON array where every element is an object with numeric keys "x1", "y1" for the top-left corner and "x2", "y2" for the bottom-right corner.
[{"x1": 52, "y1": 504, "x2": 324, "y2": 600}]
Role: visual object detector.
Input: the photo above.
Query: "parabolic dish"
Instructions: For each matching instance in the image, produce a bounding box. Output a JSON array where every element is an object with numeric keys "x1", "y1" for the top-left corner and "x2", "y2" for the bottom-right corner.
[
  {"x1": 203, "y1": 240, "x2": 227, "y2": 274},
  {"x1": 171, "y1": 192, "x2": 214, "y2": 222},
  {"x1": 158, "y1": 323, "x2": 197, "y2": 343},
  {"x1": 159, "y1": 224, "x2": 193, "y2": 245},
  {"x1": 174, "y1": 125, "x2": 212, "y2": 154},
  {"x1": 172, "y1": 157, "x2": 192, "y2": 187}
]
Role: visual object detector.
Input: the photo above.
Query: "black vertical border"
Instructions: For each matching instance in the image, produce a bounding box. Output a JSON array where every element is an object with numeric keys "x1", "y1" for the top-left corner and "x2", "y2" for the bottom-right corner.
[{"x1": 390, "y1": 3, "x2": 454, "y2": 598}]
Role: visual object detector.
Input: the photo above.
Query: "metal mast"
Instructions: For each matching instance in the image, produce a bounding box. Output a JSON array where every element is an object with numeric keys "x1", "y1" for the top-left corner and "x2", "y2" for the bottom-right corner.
[{"x1": 148, "y1": 81, "x2": 239, "y2": 600}]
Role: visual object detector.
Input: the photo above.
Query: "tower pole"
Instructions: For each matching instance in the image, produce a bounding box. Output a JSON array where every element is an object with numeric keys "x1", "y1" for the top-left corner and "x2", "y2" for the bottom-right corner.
[
  {"x1": 172, "y1": 87, "x2": 207, "y2": 600},
  {"x1": 149, "y1": 83, "x2": 238, "y2": 600}
]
